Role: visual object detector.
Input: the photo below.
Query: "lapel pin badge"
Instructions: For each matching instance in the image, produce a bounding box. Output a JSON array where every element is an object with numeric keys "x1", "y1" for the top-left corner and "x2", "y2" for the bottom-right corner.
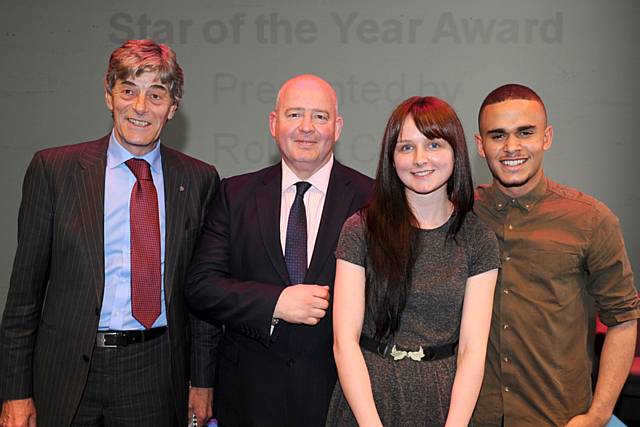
[{"x1": 179, "y1": 185, "x2": 185, "y2": 192}]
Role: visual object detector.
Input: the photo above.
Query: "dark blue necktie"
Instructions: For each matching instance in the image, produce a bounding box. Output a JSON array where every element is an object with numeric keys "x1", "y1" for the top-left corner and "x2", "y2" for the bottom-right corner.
[{"x1": 285, "y1": 181, "x2": 312, "y2": 284}]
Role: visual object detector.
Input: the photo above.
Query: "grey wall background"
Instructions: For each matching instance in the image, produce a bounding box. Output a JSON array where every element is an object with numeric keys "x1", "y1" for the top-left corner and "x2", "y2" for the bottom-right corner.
[{"x1": 1, "y1": 0, "x2": 638, "y2": 314}]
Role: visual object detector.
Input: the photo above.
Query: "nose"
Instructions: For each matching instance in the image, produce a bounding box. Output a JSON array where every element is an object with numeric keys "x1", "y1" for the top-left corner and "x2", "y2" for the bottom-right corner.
[
  {"x1": 299, "y1": 113, "x2": 314, "y2": 133},
  {"x1": 414, "y1": 146, "x2": 429, "y2": 167},
  {"x1": 503, "y1": 134, "x2": 520, "y2": 153},
  {"x1": 132, "y1": 93, "x2": 147, "y2": 114}
]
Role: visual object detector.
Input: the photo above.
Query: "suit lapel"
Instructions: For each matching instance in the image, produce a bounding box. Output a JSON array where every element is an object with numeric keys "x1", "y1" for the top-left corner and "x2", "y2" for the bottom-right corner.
[
  {"x1": 256, "y1": 165, "x2": 290, "y2": 284},
  {"x1": 161, "y1": 146, "x2": 188, "y2": 305},
  {"x1": 306, "y1": 162, "x2": 355, "y2": 283},
  {"x1": 74, "y1": 136, "x2": 108, "y2": 301}
]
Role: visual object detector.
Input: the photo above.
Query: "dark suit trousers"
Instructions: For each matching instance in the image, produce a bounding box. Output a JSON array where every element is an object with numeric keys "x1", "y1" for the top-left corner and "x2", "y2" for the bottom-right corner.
[{"x1": 71, "y1": 333, "x2": 177, "y2": 427}]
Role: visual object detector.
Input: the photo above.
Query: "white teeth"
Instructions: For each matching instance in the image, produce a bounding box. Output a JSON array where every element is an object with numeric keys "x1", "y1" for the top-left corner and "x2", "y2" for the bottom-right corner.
[
  {"x1": 412, "y1": 170, "x2": 433, "y2": 177},
  {"x1": 128, "y1": 118, "x2": 149, "y2": 126},
  {"x1": 502, "y1": 159, "x2": 526, "y2": 166}
]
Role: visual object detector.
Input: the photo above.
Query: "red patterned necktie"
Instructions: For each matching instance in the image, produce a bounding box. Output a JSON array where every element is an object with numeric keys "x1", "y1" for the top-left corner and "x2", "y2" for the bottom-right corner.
[{"x1": 125, "y1": 158, "x2": 161, "y2": 329}]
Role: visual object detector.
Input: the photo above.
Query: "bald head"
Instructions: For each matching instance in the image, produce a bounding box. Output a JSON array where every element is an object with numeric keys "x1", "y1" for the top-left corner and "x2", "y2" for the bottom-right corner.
[{"x1": 275, "y1": 74, "x2": 339, "y2": 115}]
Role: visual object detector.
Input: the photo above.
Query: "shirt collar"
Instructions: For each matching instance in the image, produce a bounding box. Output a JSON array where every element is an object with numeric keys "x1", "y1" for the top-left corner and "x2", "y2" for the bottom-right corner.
[
  {"x1": 281, "y1": 155, "x2": 334, "y2": 195},
  {"x1": 491, "y1": 175, "x2": 548, "y2": 212},
  {"x1": 106, "y1": 130, "x2": 162, "y2": 173}
]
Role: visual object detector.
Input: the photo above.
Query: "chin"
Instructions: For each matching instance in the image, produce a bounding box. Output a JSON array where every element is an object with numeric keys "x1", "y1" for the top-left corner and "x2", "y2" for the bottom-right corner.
[
  {"x1": 497, "y1": 177, "x2": 530, "y2": 188},
  {"x1": 406, "y1": 185, "x2": 440, "y2": 196}
]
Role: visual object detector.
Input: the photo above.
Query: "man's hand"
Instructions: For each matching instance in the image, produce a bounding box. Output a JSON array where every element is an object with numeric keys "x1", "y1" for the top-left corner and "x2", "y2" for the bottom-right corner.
[
  {"x1": 188, "y1": 387, "x2": 213, "y2": 426},
  {"x1": 0, "y1": 398, "x2": 36, "y2": 427},
  {"x1": 273, "y1": 284, "x2": 330, "y2": 325},
  {"x1": 568, "y1": 319, "x2": 638, "y2": 427},
  {"x1": 565, "y1": 411, "x2": 609, "y2": 427}
]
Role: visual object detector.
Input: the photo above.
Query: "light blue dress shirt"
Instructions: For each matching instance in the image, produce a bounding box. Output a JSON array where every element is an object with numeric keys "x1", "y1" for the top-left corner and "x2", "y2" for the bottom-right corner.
[{"x1": 99, "y1": 132, "x2": 167, "y2": 330}]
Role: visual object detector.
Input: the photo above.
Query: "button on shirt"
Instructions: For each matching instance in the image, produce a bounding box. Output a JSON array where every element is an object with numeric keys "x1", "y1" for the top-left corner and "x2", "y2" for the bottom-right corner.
[
  {"x1": 99, "y1": 133, "x2": 167, "y2": 331},
  {"x1": 473, "y1": 177, "x2": 639, "y2": 426}
]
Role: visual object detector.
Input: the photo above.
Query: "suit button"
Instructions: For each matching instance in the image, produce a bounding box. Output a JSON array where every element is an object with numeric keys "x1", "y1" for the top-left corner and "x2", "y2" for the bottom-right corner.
[
  {"x1": 82, "y1": 355, "x2": 90, "y2": 363},
  {"x1": 95, "y1": 307, "x2": 100, "y2": 316},
  {"x1": 286, "y1": 358, "x2": 295, "y2": 367}
]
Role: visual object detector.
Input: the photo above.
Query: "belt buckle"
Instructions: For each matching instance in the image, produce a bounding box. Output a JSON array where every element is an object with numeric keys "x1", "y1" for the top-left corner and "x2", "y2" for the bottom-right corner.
[{"x1": 98, "y1": 332, "x2": 118, "y2": 348}]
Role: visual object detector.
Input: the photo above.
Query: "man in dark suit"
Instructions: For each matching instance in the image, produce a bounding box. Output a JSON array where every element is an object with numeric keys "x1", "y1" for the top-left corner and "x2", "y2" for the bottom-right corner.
[
  {"x1": 185, "y1": 74, "x2": 373, "y2": 427},
  {"x1": 0, "y1": 40, "x2": 219, "y2": 427}
]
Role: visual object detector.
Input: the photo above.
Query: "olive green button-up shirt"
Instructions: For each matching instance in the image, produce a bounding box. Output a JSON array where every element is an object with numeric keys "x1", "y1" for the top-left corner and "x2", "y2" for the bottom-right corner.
[{"x1": 473, "y1": 177, "x2": 638, "y2": 427}]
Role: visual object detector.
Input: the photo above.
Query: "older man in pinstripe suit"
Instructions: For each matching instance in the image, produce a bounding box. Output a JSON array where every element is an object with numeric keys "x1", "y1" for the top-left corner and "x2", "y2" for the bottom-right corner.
[{"x1": 0, "y1": 40, "x2": 218, "y2": 427}]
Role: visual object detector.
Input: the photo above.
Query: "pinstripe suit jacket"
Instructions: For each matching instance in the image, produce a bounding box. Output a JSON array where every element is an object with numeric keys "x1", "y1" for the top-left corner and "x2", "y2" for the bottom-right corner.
[{"x1": 0, "y1": 135, "x2": 220, "y2": 426}]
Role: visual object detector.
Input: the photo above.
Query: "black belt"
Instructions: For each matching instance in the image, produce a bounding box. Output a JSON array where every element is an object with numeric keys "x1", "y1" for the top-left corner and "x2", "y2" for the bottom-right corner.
[
  {"x1": 96, "y1": 326, "x2": 167, "y2": 348},
  {"x1": 360, "y1": 334, "x2": 457, "y2": 361}
]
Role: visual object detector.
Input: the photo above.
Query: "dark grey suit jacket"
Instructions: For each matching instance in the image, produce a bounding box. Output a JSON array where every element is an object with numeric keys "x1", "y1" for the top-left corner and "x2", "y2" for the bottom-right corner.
[
  {"x1": 186, "y1": 161, "x2": 373, "y2": 427},
  {"x1": 0, "y1": 135, "x2": 220, "y2": 426}
]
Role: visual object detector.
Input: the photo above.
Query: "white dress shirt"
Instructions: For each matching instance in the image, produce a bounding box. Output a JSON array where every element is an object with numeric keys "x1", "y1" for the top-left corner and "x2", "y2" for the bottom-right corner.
[{"x1": 279, "y1": 155, "x2": 334, "y2": 271}]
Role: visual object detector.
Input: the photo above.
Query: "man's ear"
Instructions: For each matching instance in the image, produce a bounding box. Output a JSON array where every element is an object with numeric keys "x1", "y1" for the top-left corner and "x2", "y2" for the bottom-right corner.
[
  {"x1": 543, "y1": 125, "x2": 554, "y2": 151},
  {"x1": 104, "y1": 88, "x2": 114, "y2": 112},
  {"x1": 268, "y1": 111, "x2": 277, "y2": 138},
  {"x1": 334, "y1": 115, "x2": 344, "y2": 142},
  {"x1": 474, "y1": 133, "x2": 487, "y2": 158},
  {"x1": 167, "y1": 103, "x2": 177, "y2": 120}
]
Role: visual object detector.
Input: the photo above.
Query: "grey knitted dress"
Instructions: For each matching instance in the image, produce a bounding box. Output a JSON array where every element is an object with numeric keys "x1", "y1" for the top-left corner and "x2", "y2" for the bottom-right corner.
[{"x1": 325, "y1": 211, "x2": 499, "y2": 427}]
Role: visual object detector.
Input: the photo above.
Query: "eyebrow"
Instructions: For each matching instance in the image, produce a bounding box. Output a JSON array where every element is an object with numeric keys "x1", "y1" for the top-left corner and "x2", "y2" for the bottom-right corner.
[
  {"x1": 487, "y1": 125, "x2": 536, "y2": 134},
  {"x1": 119, "y1": 80, "x2": 169, "y2": 92},
  {"x1": 284, "y1": 108, "x2": 330, "y2": 116}
]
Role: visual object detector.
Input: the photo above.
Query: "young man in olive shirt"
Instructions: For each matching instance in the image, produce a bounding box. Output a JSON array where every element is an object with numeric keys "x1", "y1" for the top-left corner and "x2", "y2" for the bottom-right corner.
[{"x1": 472, "y1": 84, "x2": 638, "y2": 426}]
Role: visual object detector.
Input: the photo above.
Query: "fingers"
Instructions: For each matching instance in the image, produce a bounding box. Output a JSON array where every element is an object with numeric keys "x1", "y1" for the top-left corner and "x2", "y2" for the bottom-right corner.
[
  {"x1": 308, "y1": 307, "x2": 329, "y2": 321},
  {"x1": 311, "y1": 285, "x2": 330, "y2": 300},
  {"x1": 274, "y1": 284, "x2": 332, "y2": 324},
  {"x1": 0, "y1": 399, "x2": 36, "y2": 427},
  {"x1": 299, "y1": 286, "x2": 330, "y2": 324},
  {"x1": 310, "y1": 296, "x2": 329, "y2": 311},
  {"x1": 188, "y1": 387, "x2": 214, "y2": 427}
]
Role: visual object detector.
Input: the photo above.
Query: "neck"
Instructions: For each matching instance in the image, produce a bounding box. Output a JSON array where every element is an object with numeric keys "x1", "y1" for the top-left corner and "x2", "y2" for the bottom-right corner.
[
  {"x1": 495, "y1": 169, "x2": 544, "y2": 199},
  {"x1": 284, "y1": 156, "x2": 331, "y2": 181},
  {"x1": 405, "y1": 188, "x2": 453, "y2": 230},
  {"x1": 114, "y1": 136, "x2": 158, "y2": 157}
]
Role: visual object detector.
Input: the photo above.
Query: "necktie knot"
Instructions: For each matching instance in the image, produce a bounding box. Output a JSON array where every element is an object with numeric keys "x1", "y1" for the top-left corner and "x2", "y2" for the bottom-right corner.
[
  {"x1": 126, "y1": 158, "x2": 153, "y2": 181},
  {"x1": 294, "y1": 181, "x2": 312, "y2": 198}
]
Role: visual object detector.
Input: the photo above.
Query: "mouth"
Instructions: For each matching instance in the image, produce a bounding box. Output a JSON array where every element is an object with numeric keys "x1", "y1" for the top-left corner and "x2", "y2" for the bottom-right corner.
[
  {"x1": 128, "y1": 118, "x2": 151, "y2": 127},
  {"x1": 500, "y1": 158, "x2": 527, "y2": 167},
  {"x1": 294, "y1": 139, "x2": 318, "y2": 148},
  {"x1": 411, "y1": 170, "x2": 434, "y2": 177}
]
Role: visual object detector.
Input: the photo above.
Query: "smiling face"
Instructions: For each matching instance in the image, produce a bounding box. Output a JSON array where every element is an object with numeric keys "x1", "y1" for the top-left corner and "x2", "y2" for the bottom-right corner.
[
  {"x1": 269, "y1": 75, "x2": 343, "y2": 180},
  {"x1": 475, "y1": 99, "x2": 553, "y2": 198},
  {"x1": 394, "y1": 115, "x2": 454, "y2": 199},
  {"x1": 105, "y1": 71, "x2": 177, "y2": 156}
]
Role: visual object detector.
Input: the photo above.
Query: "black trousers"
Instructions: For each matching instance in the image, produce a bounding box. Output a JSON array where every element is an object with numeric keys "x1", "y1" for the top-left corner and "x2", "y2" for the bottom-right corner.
[{"x1": 71, "y1": 332, "x2": 178, "y2": 427}]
